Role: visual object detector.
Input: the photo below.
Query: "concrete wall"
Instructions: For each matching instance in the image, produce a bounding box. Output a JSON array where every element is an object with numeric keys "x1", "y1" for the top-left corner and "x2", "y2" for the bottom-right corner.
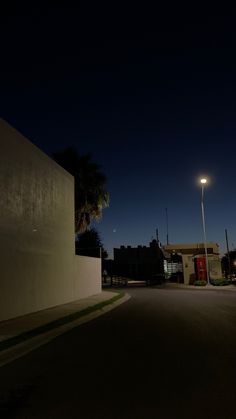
[
  {"x1": 0, "y1": 119, "x2": 101, "y2": 321},
  {"x1": 182, "y1": 255, "x2": 222, "y2": 284},
  {"x1": 74, "y1": 256, "x2": 101, "y2": 299},
  {"x1": 208, "y1": 256, "x2": 222, "y2": 280},
  {"x1": 182, "y1": 254, "x2": 195, "y2": 285},
  {"x1": 163, "y1": 243, "x2": 222, "y2": 284},
  {"x1": 164, "y1": 242, "x2": 220, "y2": 255}
]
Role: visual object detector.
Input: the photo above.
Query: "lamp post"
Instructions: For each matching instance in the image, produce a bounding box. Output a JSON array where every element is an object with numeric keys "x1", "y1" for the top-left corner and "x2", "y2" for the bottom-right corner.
[{"x1": 200, "y1": 178, "x2": 210, "y2": 285}]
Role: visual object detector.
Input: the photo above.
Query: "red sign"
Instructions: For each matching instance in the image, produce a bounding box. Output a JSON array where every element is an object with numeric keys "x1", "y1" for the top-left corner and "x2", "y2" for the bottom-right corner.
[{"x1": 195, "y1": 257, "x2": 207, "y2": 281}]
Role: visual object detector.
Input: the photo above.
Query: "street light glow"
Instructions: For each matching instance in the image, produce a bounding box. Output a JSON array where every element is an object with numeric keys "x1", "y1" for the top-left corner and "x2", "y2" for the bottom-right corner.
[{"x1": 199, "y1": 175, "x2": 210, "y2": 285}]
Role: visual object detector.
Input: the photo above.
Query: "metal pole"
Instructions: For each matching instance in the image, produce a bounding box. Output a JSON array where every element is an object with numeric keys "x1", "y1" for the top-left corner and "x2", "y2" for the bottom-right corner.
[
  {"x1": 225, "y1": 229, "x2": 231, "y2": 280},
  {"x1": 165, "y1": 207, "x2": 169, "y2": 245},
  {"x1": 201, "y1": 185, "x2": 210, "y2": 285}
]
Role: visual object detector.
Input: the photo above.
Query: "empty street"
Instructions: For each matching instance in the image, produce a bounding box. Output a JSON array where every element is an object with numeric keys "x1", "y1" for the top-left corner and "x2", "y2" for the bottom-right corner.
[{"x1": 1, "y1": 286, "x2": 236, "y2": 418}]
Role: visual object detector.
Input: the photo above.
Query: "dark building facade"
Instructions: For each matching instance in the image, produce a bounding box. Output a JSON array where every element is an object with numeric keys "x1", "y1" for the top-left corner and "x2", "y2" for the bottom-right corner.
[{"x1": 113, "y1": 240, "x2": 164, "y2": 280}]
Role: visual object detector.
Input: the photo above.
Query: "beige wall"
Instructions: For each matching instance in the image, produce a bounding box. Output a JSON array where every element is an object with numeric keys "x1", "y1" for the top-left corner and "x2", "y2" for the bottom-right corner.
[
  {"x1": 0, "y1": 119, "x2": 101, "y2": 321},
  {"x1": 164, "y1": 242, "x2": 220, "y2": 254},
  {"x1": 182, "y1": 255, "x2": 195, "y2": 285},
  {"x1": 179, "y1": 255, "x2": 222, "y2": 285},
  {"x1": 163, "y1": 242, "x2": 222, "y2": 284},
  {"x1": 74, "y1": 256, "x2": 101, "y2": 299},
  {"x1": 208, "y1": 257, "x2": 222, "y2": 280}
]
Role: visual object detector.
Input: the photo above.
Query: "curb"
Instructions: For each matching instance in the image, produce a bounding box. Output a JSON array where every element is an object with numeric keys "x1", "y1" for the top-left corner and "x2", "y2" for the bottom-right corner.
[
  {"x1": 0, "y1": 292, "x2": 130, "y2": 368},
  {"x1": 164, "y1": 283, "x2": 236, "y2": 291}
]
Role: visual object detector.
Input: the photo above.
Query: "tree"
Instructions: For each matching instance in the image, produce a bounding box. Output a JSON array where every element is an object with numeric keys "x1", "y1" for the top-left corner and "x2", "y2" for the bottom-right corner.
[
  {"x1": 53, "y1": 148, "x2": 109, "y2": 233},
  {"x1": 221, "y1": 250, "x2": 236, "y2": 278},
  {"x1": 75, "y1": 228, "x2": 108, "y2": 259}
]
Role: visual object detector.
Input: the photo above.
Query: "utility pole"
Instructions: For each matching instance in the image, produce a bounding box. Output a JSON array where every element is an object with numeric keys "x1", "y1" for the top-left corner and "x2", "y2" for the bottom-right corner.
[
  {"x1": 165, "y1": 208, "x2": 169, "y2": 245},
  {"x1": 225, "y1": 229, "x2": 231, "y2": 280}
]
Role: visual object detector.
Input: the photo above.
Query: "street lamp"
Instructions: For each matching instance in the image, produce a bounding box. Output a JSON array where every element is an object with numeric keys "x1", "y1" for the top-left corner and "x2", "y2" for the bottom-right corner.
[{"x1": 200, "y1": 178, "x2": 210, "y2": 285}]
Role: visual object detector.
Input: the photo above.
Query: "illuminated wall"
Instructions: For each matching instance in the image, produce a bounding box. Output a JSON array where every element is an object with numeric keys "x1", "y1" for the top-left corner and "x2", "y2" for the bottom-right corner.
[
  {"x1": 74, "y1": 256, "x2": 101, "y2": 299},
  {"x1": 0, "y1": 119, "x2": 101, "y2": 321}
]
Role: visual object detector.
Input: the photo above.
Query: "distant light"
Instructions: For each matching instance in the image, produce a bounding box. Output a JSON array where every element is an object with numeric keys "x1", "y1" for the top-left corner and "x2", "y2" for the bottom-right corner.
[
  {"x1": 33, "y1": 229, "x2": 37, "y2": 232},
  {"x1": 200, "y1": 178, "x2": 207, "y2": 184}
]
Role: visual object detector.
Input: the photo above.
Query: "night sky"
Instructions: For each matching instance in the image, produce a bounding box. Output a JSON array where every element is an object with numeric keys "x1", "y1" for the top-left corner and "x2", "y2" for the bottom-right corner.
[{"x1": 1, "y1": 4, "x2": 236, "y2": 257}]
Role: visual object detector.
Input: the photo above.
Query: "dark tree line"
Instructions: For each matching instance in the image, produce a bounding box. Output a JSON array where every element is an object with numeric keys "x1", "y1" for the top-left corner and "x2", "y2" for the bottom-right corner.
[
  {"x1": 75, "y1": 228, "x2": 108, "y2": 259},
  {"x1": 221, "y1": 250, "x2": 236, "y2": 278}
]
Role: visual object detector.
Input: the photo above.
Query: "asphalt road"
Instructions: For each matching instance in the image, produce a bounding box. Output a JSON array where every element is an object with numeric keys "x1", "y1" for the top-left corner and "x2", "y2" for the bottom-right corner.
[{"x1": 1, "y1": 287, "x2": 236, "y2": 419}]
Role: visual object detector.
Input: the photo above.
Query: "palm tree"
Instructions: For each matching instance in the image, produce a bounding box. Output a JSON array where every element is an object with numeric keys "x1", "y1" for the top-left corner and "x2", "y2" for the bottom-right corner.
[{"x1": 53, "y1": 148, "x2": 109, "y2": 233}]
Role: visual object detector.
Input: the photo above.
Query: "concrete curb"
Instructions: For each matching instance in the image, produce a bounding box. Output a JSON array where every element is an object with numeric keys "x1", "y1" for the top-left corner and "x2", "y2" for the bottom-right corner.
[
  {"x1": 164, "y1": 283, "x2": 236, "y2": 291},
  {"x1": 0, "y1": 293, "x2": 131, "y2": 368}
]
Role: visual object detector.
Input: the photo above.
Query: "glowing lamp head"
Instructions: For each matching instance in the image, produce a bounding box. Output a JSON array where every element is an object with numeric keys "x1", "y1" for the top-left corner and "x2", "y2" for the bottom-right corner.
[{"x1": 200, "y1": 178, "x2": 207, "y2": 184}]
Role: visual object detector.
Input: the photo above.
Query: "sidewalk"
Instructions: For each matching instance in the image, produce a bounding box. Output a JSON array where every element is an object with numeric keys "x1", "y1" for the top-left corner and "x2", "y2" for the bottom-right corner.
[
  {"x1": 164, "y1": 282, "x2": 236, "y2": 291},
  {"x1": 0, "y1": 290, "x2": 128, "y2": 358}
]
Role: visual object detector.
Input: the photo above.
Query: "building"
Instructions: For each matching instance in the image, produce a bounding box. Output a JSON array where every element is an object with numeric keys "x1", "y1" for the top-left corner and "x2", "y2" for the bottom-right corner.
[
  {"x1": 0, "y1": 119, "x2": 101, "y2": 321},
  {"x1": 163, "y1": 242, "x2": 222, "y2": 285},
  {"x1": 113, "y1": 240, "x2": 164, "y2": 281}
]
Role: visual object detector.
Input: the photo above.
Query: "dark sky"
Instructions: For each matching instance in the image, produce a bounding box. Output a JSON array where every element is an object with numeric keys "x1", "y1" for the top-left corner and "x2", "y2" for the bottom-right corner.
[{"x1": 1, "y1": 4, "x2": 236, "y2": 257}]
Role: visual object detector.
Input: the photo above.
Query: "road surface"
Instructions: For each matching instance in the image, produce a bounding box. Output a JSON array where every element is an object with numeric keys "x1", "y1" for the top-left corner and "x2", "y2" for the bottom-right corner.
[{"x1": 1, "y1": 287, "x2": 236, "y2": 418}]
